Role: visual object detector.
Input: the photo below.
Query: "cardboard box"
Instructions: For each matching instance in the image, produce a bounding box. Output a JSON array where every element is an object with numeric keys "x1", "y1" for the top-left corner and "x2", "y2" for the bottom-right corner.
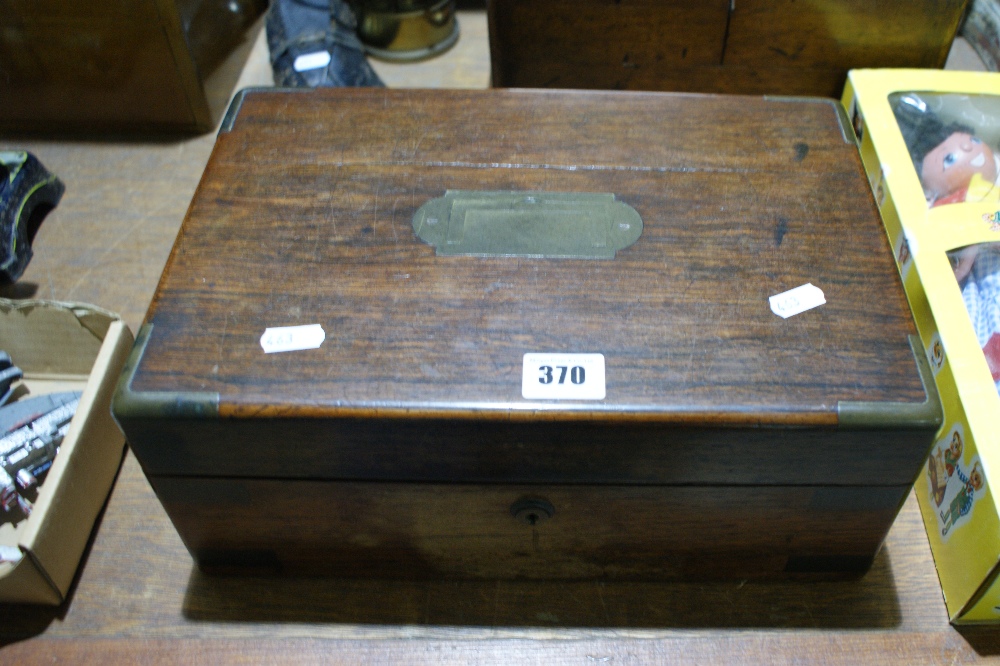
[
  {"x1": 843, "y1": 69, "x2": 1000, "y2": 623},
  {"x1": 0, "y1": 299, "x2": 133, "y2": 604}
]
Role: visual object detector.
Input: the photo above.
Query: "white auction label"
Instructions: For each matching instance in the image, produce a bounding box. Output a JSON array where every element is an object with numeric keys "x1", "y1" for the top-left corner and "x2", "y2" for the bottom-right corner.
[
  {"x1": 769, "y1": 283, "x2": 826, "y2": 319},
  {"x1": 260, "y1": 324, "x2": 326, "y2": 353},
  {"x1": 522, "y1": 353, "x2": 606, "y2": 400},
  {"x1": 293, "y1": 51, "x2": 331, "y2": 72}
]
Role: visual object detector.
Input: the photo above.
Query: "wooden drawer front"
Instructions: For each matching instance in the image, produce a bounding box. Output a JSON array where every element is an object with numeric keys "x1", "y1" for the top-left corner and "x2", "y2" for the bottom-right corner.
[{"x1": 152, "y1": 478, "x2": 907, "y2": 580}]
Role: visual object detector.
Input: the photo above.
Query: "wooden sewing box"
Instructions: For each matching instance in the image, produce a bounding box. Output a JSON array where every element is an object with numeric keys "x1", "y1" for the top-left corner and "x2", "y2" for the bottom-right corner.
[{"x1": 113, "y1": 88, "x2": 941, "y2": 580}]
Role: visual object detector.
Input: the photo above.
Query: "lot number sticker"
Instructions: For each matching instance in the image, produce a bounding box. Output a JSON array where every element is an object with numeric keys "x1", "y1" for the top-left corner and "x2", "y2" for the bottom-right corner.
[
  {"x1": 260, "y1": 324, "x2": 326, "y2": 353},
  {"x1": 522, "y1": 353, "x2": 606, "y2": 400},
  {"x1": 769, "y1": 283, "x2": 826, "y2": 319}
]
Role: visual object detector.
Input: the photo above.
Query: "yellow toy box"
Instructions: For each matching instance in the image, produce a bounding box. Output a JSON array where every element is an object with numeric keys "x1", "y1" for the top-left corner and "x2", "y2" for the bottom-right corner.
[{"x1": 843, "y1": 69, "x2": 1000, "y2": 624}]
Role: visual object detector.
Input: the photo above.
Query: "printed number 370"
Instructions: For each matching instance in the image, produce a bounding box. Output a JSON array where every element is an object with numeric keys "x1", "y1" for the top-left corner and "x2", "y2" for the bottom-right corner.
[
  {"x1": 522, "y1": 353, "x2": 605, "y2": 400},
  {"x1": 538, "y1": 365, "x2": 586, "y2": 385}
]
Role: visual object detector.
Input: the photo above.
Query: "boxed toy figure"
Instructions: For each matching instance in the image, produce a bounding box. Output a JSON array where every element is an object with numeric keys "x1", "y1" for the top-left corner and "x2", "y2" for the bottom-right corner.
[{"x1": 843, "y1": 69, "x2": 1000, "y2": 623}]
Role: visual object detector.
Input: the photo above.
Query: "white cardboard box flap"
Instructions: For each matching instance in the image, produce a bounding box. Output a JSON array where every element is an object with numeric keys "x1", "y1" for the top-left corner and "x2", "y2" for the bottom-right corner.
[{"x1": 0, "y1": 299, "x2": 133, "y2": 604}]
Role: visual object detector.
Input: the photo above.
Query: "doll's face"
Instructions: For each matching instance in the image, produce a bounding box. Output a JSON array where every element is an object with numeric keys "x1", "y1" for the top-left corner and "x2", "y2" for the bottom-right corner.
[
  {"x1": 921, "y1": 132, "x2": 997, "y2": 198},
  {"x1": 950, "y1": 244, "x2": 982, "y2": 283}
]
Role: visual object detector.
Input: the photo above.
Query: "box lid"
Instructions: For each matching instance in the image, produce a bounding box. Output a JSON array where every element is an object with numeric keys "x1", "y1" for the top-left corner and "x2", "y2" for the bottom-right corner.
[{"x1": 115, "y1": 88, "x2": 938, "y2": 483}]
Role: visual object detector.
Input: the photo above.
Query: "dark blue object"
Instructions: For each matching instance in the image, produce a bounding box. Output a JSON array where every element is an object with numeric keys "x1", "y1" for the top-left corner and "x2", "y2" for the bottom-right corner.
[
  {"x1": 0, "y1": 352, "x2": 21, "y2": 407},
  {"x1": 0, "y1": 151, "x2": 65, "y2": 283},
  {"x1": 266, "y1": 0, "x2": 384, "y2": 88}
]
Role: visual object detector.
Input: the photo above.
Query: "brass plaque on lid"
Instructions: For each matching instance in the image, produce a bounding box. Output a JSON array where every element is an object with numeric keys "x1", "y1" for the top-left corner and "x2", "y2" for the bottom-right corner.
[{"x1": 413, "y1": 190, "x2": 643, "y2": 259}]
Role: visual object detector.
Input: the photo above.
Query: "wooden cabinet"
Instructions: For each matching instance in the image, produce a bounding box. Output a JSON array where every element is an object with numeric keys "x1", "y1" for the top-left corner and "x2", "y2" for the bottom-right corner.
[
  {"x1": 0, "y1": 0, "x2": 267, "y2": 134},
  {"x1": 488, "y1": 0, "x2": 969, "y2": 97}
]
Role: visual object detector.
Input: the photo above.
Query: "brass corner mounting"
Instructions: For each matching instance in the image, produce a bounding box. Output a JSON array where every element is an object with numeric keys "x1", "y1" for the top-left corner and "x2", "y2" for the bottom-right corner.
[{"x1": 837, "y1": 335, "x2": 943, "y2": 429}]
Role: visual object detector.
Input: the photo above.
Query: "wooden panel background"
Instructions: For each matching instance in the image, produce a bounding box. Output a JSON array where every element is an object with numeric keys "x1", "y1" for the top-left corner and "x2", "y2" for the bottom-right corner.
[
  {"x1": 0, "y1": 0, "x2": 265, "y2": 133},
  {"x1": 488, "y1": 0, "x2": 968, "y2": 97}
]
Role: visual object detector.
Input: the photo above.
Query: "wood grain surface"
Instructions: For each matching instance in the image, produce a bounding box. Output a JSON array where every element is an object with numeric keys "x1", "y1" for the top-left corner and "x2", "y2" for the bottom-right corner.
[
  {"x1": 0, "y1": 15, "x2": 998, "y2": 664},
  {"x1": 135, "y1": 89, "x2": 924, "y2": 415},
  {"x1": 153, "y1": 476, "x2": 909, "y2": 579},
  {"x1": 489, "y1": 0, "x2": 968, "y2": 97}
]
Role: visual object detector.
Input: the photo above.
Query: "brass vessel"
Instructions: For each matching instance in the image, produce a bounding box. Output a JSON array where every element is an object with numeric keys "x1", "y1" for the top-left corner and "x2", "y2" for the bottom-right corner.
[{"x1": 351, "y1": 0, "x2": 458, "y2": 61}]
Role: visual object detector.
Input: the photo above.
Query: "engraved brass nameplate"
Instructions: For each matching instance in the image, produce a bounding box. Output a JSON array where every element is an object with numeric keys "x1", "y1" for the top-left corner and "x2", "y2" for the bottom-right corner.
[{"x1": 412, "y1": 190, "x2": 642, "y2": 258}]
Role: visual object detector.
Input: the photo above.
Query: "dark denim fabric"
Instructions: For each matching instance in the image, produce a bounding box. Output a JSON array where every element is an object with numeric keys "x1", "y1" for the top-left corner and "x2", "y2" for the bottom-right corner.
[
  {"x1": 0, "y1": 152, "x2": 64, "y2": 283},
  {"x1": 266, "y1": 0, "x2": 384, "y2": 87}
]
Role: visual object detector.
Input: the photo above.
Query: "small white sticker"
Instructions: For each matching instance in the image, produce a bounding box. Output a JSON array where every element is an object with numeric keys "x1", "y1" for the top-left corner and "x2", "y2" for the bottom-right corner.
[
  {"x1": 0, "y1": 545, "x2": 22, "y2": 563},
  {"x1": 769, "y1": 283, "x2": 826, "y2": 319},
  {"x1": 293, "y1": 51, "x2": 331, "y2": 72},
  {"x1": 522, "y1": 353, "x2": 606, "y2": 400},
  {"x1": 260, "y1": 324, "x2": 326, "y2": 353}
]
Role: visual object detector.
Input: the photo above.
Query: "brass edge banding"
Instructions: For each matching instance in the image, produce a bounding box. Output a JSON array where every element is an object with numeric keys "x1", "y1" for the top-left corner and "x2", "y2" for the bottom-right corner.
[
  {"x1": 111, "y1": 323, "x2": 220, "y2": 420},
  {"x1": 218, "y1": 89, "x2": 250, "y2": 135},
  {"x1": 218, "y1": 87, "x2": 311, "y2": 135},
  {"x1": 762, "y1": 96, "x2": 853, "y2": 144},
  {"x1": 830, "y1": 100, "x2": 855, "y2": 145},
  {"x1": 837, "y1": 335, "x2": 943, "y2": 429}
]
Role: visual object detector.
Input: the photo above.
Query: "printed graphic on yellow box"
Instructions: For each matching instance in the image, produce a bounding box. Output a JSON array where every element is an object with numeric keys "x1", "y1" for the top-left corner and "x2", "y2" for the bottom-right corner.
[
  {"x1": 843, "y1": 69, "x2": 1000, "y2": 624},
  {"x1": 927, "y1": 424, "x2": 985, "y2": 539}
]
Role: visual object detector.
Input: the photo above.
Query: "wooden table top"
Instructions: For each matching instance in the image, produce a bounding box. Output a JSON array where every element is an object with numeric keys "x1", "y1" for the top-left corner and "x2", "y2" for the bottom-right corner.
[{"x1": 1, "y1": 12, "x2": 998, "y2": 664}]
